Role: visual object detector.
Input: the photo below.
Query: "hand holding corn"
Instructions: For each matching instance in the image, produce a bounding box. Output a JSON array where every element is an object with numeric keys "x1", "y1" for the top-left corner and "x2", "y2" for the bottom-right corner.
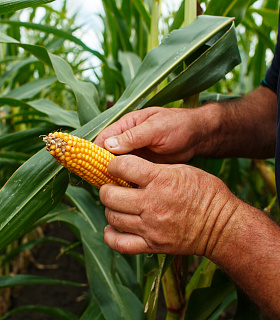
[{"x1": 43, "y1": 131, "x2": 132, "y2": 189}]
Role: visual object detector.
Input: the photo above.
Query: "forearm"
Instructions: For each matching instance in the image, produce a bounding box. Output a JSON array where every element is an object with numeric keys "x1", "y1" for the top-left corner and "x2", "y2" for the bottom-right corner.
[
  {"x1": 195, "y1": 86, "x2": 277, "y2": 159},
  {"x1": 207, "y1": 199, "x2": 280, "y2": 319}
]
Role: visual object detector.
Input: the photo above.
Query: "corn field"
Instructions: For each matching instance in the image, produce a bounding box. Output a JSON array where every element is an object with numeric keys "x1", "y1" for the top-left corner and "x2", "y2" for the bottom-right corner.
[{"x1": 0, "y1": 0, "x2": 279, "y2": 319}]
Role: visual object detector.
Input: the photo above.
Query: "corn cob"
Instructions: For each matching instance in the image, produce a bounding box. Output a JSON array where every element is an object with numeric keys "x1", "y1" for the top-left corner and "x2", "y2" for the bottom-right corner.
[{"x1": 43, "y1": 131, "x2": 132, "y2": 189}]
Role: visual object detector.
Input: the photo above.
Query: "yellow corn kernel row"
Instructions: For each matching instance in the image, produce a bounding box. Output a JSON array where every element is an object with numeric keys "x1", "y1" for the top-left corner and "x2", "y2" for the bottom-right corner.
[{"x1": 43, "y1": 131, "x2": 132, "y2": 189}]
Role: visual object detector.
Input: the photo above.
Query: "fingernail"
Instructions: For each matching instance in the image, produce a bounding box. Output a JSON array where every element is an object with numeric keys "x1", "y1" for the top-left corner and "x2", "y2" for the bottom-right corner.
[{"x1": 105, "y1": 137, "x2": 119, "y2": 149}]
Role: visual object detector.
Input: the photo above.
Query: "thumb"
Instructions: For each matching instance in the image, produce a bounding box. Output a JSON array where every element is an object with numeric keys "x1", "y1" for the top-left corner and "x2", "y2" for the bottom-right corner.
[{"x1": 104, "y1": 124, "x2": 154, "y2": 154}]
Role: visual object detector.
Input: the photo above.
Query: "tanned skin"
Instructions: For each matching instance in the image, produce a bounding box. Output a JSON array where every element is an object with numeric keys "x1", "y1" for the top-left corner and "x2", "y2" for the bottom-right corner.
[{"x1": 95, "y1": 85, "x2": 280, "y2": 319}]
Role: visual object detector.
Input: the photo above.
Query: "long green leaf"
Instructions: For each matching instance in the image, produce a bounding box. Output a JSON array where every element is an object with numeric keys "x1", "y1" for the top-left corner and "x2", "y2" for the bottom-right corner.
[
  {"x1": 66, "y1": 185, "x2": 107, "y2": 234},
  {"x1": 118, "y1": 51, "x2": 142, "y2": 87},
  {"x1": 0, "y1": 0, "x2": 54, "y2": 14},
  {"x1": 29, "y1": 99, "x2": 80, "y2": 128},
  {"x1": 0, "y1": 274, "x2": 85, "y2": 288},
  {"x1": 0, "y1": 124, "x2": 57, "y2": 148},
  {"x1": 131, "y1": 0, "x2": 151, "y2": 30},
  {"x1": 0, "y1": 97, "x2": 80, "y2": 128},
  {"x1": 248, "y1": 7, "x2": 279, "y2": 29},
  {"x1": 2, "y1": 305, "x2": 78, "y2": 320},
  {"x1": 145, "y1": 22, "x2": 240, "y2": 106},
  {"x1": 0, "y1": 150, "x2": 69, "y2": 251},
  {"x1": 79, "y1": 298, "x2": 105, "y2": 320},
  {"x1": 205, "y1": 0, "x2": 257, "y2": 25},
  {"x1": 3, "y1": 76, "x2": 57, "y2": 100}
]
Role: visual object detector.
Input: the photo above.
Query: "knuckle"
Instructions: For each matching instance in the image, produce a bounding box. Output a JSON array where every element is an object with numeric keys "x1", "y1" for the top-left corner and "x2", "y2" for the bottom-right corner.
[
  {"x1": 99, "y1": 185, "x2": 112, "y2": 206},
  {"x1": 106, "y1": 210, "x2": 117, "y2": 227},
  {"x1": 115, "y1": 155, "x2": 131, "y2": 175},
  {"x1": 114, "y1": 237, "x2": 126, "y2": 254},
  {"x1": 123, "y1": 129, "x2": 135, "y2": 145}
]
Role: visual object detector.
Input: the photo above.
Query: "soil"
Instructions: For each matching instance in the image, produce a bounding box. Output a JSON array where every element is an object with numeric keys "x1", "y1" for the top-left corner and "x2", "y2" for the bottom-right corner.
[{"x1": 8, "y1": 222, "x2": 88, "y2": 320}]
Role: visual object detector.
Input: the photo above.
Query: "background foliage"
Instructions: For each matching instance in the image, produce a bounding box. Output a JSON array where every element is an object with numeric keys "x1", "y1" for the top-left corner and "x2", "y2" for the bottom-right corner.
[{"x1": 0, "y1": 0, "x2": 279, "y2": 319}]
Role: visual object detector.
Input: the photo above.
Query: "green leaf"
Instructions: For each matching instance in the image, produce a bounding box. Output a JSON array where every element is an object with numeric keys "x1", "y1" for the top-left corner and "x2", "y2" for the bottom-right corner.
[
  {"x1": 234, "y1": 287, "x2": 261, "y2": 320},
  {"x1": 1, "y1": 236, "x2": 69, "y2": 265},
  {"x1": 169, "y1": 0, "x2": 185, "y2": 32},
  {"x1": 66, "y1": 185, "x2": 107, "y2": 234},
  {"x1": 2, "y1": 305, "x2": 79, "y2": 320},
  {"x1": 145, "y1": 21, "x2": 241, "y2": 106},
  {"x1": 0, "y1": 56, "x2": 38, "y2": 89},
  {"x1": 118, "y1": 51, "x2": 142, "y2": 87},
  {"x1": 4, "y1": 76, "x2": 57, "y2": 100},
  {"x1": 102, "y1": 0, "x2": 132, "y2": 52},
  {"x1": 131, "y1": 0, "x2": 151, "y2": 30},
  {"x1": 0, "y1": 97, "x2": 80, "y2": 128},
  {"x1": 208, "y1": 291, "x2": 237, "y2": 320},
  {"x1": 29, "y1": 99, "x2": 80, "y2": 128},
  {"x1": 248, "y1": 7, "x2": 279, "y2": 29},
  {"x1": 0, "y1": 274, "x2": 85, "y2": 288},
  {"x1": 0, "y1": 151, "x2": 29, "y2": 163},
  {"x1": 0, "y1": 150, "x2": 69, "y2": 252},
  {"x1": 48, "y1": 210, "x2": 145, "y2": 320},
  {"x1": 205, "y1": 0, "x2": 256, "y2": 25},
  {"x1": 0, "y1": 0, "x2": 54, "y2": 14},
  {"x1": 79, "y1": 297, "x2": 105, "y2": 320},
  {"x1": 0, "y1": 124, "x2": 57, "y2": 148},
  {"x1": 185, "y1": 269, "x2": 235, "y2": 320}
]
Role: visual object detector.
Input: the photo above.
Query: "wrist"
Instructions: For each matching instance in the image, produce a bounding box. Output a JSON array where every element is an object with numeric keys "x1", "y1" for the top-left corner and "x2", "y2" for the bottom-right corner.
[
  {"x1": 203, "y1": 189, "x2": 242, "y2": 261},
  {"x1": 191, "y1": 103, "x2": 223, "y2": 158}
]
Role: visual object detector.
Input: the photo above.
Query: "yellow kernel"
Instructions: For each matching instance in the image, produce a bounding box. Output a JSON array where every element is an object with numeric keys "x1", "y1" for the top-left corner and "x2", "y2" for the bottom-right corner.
[{"x1": 63, "y1": 135, "x2": 69, "y2": 142}]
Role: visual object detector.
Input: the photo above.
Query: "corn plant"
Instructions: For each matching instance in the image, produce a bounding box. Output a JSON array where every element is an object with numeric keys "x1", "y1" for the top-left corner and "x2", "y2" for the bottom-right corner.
[{"x1": 0, "y1": 0, "x2": 278, "y2": 319}]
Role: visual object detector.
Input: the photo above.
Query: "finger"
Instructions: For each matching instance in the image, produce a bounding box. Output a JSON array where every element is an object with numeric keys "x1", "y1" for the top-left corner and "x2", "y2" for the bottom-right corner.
[
  {"x1": 100, "y1": 183, "x2": 144, "y2": 214},
  {"x1": 105, "y1": 208, "x2": 144, "y2": 234},
  {"x1": 94, "y1": 108, "x2": 158, "y2": 149},
  {"x1": 104, "y1": 121, "x2": 159, "y2": 155},
  {"x1": 94, "y1": 123, "x2": 125, "y2": 148},
  {"x1": 107, "y1": 155, "x2": 161, "y2": 187},
  {"x1": 104, "y1": 225, "x2": 151, "y2": 255}
]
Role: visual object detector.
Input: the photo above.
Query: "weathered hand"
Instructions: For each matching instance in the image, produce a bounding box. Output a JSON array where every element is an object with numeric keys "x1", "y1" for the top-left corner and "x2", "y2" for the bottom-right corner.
[
  {"x1": 94, "y1": 107, "x2": 215, "y2": 163},
  {"x1": 99, "y1": 154, "x2": 240, "y2": 256}
]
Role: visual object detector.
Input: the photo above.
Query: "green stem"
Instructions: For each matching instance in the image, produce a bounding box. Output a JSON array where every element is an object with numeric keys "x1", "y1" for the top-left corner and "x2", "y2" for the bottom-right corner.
[
  {"x1": 183, "y1": 258, "x2": 217, "y2": 314},
  {"x1": 182, "y1": 0, "x2": 199, "y2": 108},
  {"x1": 144, "y1": 269, "x2": 158, "y2": 320},
  {"x1": 161, "y1": 259, "x2": 184, "y2": 320},
  {"x1": 183, "y1": 0, "x2": 197, "y2": 27},
  {"x1": 147, "y1": 0, "x2": 162, "y2": 52}
]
